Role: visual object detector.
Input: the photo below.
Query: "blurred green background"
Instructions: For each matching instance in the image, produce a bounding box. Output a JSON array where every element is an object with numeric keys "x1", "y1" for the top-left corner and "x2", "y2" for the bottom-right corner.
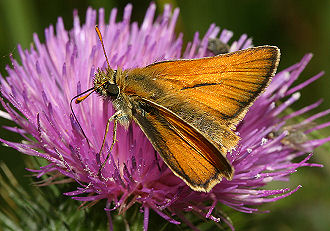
[{"x1": 0, "y1": 0, "x2": 329, "y2": 230}]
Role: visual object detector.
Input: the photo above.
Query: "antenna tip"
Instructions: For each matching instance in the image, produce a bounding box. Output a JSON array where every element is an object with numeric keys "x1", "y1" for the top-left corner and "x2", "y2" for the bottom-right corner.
[
  {"x1": 95, "y1": 25, "x2": 100, "y2": 33},
  {"x1": 75, "y1": 98, "x2": 82, "y2": 104}
]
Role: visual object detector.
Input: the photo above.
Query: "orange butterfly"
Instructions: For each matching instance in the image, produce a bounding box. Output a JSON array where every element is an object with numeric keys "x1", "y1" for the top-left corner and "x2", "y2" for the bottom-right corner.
[{"x1": 73, "y1": 26, "x2": 280, "y2": 192}]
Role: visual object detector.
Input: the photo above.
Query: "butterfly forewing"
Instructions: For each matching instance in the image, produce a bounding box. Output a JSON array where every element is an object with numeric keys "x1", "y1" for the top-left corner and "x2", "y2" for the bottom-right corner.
[{"x1": 147, "y1": 46, "x2": 278, "y2": 124}]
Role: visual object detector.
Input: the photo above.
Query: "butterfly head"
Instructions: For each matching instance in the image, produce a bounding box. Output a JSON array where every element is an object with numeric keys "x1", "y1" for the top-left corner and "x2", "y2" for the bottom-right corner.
[{"x1": 93, "y1": 68, "x2": 119, "y2": 100}]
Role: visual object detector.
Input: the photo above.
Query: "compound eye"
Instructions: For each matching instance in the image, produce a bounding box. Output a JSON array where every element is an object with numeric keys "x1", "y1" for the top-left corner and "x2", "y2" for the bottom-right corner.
[{"x1": 107, "y1": 83, "x2": 119, "y2": 98}]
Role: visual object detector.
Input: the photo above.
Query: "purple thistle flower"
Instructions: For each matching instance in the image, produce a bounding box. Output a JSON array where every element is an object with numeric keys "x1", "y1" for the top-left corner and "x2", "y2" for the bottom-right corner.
[{"x1": 0, "y1": 3, "x2": 329, "y2": 230}]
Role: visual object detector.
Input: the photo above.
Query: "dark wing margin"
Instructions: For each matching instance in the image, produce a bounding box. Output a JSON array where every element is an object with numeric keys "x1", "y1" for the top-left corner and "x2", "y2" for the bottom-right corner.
[{"x1": 132, "y1": 98, "x2": 233, "y2": 192}]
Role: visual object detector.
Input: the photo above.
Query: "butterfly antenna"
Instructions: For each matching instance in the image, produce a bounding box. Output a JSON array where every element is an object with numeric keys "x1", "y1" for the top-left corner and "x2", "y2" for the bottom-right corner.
[
  {"x1": 95, "y1": 25, "x2": 111, "y2": 70},
  {"x1": 70, "y1": 87, "x2": 95, "y2": 148},
  {"x1": 69, "y1": 27, "x2": 111, "y2": 151}
]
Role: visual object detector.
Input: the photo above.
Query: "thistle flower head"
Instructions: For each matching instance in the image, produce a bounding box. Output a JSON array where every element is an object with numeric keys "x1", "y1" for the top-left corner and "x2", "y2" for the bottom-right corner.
[{"x1": 1, "y1": 4, "x2": 329, "y2": 230}]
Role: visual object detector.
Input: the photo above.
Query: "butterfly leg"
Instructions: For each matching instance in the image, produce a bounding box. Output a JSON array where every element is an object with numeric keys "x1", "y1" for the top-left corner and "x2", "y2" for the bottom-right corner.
[{"x1": 97, "y1": 110, "x2": 122, "y2": 177}]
